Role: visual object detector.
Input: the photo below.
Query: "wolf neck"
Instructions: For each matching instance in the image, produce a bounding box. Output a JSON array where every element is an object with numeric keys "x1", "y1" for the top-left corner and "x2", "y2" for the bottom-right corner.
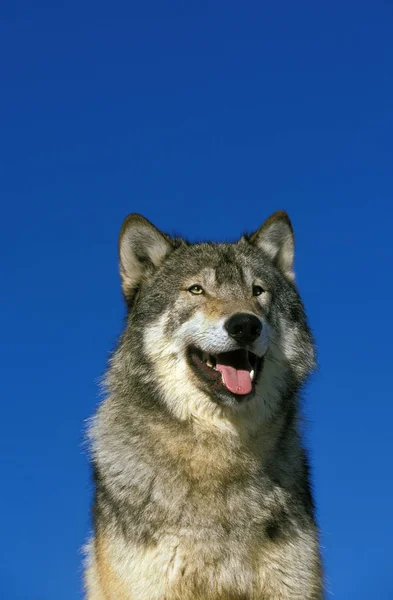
[
  {"x1": 94, "y1": 391, "x2": 298, "y2": 491},
  {"x1": 187, "y1": 399, "x2": 279, "y2": 439},
  {"x1": 91, "y1": 394, "x2": 303, "y2": 545}
]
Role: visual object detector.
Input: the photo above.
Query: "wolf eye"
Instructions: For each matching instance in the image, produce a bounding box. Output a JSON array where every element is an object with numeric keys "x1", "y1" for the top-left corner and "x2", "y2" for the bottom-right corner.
[
  {"x1": 188, "y1": 284, "x2": 204, "y2": 295},
  {"x1": 252, "y1": 285, "x2": 265, "y2": 297}
]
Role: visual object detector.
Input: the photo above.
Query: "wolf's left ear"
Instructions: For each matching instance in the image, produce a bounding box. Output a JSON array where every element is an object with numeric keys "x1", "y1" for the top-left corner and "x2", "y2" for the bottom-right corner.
[
  {"x1": 119, "y1": 214, "x2": 173, "y2": 302},
  {"x1": 248, "y1": 211, "x2": 295, "y2": 281}
]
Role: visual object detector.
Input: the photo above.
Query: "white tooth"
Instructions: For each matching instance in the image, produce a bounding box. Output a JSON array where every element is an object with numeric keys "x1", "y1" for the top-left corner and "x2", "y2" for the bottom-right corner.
[
  {"x1": 206, "y1": 360, "x2": 213, "y2": 368},
  {"x1": 250, "y1": 369, "x2": 255, "y2": 381}
]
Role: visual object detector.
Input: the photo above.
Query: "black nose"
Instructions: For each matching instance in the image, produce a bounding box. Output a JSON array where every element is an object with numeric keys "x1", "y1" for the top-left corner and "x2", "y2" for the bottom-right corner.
[{"x1": 225, "y1": 313, "x2": 262, "y2": 344}]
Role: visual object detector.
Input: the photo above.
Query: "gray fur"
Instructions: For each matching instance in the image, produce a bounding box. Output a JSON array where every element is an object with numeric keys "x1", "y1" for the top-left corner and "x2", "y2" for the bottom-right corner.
[{"x1": 86, "y1": 212, "x2": 323, "y2": 599}]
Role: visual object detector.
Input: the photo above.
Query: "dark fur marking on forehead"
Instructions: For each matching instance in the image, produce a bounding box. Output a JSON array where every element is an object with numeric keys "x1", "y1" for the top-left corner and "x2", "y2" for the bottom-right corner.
[{"x1": 214, "y1": 247, "x2": 248, "y2": 287}]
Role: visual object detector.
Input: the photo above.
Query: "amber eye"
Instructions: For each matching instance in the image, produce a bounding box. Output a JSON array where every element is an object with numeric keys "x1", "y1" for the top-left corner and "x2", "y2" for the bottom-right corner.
[
  {"x1": 252, "y1": 285, "x2": 265, "y2": 297},
  {"x1": 188, "y1": 284, "x2": 204, "y2": 295}
]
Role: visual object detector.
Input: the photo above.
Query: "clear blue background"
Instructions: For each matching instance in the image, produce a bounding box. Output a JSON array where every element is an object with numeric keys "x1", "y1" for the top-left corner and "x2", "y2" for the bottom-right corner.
[{"x1": 1, "y1": 1, "x2": 392, "y2": 598}]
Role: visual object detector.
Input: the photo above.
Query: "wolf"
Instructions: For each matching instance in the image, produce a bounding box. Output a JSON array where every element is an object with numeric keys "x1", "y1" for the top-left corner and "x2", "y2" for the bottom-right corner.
[{"x1": 85, "y1": 211, "x2": 323, "y2": 599}]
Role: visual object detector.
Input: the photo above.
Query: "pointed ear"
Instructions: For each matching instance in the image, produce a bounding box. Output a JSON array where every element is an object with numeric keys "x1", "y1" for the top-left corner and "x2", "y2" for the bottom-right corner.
[
  {"x1": 249, "y1": 211, "x2": 295, "y2": 281},
  {"x1": 119, "y1": 214, "x2": 173, "y2": 302}
]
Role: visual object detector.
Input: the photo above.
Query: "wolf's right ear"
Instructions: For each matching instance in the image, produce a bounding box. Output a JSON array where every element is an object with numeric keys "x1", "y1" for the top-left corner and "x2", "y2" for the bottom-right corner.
[{"x1": 119, "y1": 214, "x2": 173, "y2": 302}]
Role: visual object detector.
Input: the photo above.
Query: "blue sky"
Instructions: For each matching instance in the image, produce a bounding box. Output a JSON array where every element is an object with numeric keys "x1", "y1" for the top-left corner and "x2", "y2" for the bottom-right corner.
[{"x1": 1, "y1": 1, "x2": 392, "y2": 598}]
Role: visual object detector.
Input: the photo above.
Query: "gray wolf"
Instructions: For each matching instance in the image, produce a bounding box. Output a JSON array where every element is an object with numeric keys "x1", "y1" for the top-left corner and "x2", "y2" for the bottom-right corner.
[{"x1": 85, "y1": 211, "x2": 323, "y2": 599}]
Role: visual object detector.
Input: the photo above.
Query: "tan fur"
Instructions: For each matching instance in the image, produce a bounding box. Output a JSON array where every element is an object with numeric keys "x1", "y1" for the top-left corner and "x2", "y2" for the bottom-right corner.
[
  {"x1": 201, "y1": 298, "x2": 259, "y2": 320},
  {"x1": 86, "y1": 536, "x2": 132, "y2": 600},
  {"x1": 86, "y1": 527, "x2": 321, "y2": 599}
]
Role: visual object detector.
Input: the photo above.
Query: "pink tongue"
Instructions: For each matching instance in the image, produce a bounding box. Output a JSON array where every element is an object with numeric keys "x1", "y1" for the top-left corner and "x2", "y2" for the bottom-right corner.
[{"x1": 216, "y1": 364, "x2": 252, "y2": 395}]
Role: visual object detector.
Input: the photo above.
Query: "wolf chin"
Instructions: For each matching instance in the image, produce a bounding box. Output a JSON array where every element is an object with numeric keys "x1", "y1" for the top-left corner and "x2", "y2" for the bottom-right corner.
[{"x1": 85, "y1": 211, "x2": 323, "y2": 599}]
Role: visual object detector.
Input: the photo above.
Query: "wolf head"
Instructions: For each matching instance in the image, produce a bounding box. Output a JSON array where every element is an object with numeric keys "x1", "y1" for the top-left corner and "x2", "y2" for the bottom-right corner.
[{"x1": 111, "y1": 212, "x2": 315, "y2": 428}]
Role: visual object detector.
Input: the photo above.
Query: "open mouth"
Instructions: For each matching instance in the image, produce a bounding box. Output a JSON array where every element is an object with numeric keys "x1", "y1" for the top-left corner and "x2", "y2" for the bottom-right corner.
[{"x1": 188, "y1": 347, "x2": 264, "y2": 400}]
